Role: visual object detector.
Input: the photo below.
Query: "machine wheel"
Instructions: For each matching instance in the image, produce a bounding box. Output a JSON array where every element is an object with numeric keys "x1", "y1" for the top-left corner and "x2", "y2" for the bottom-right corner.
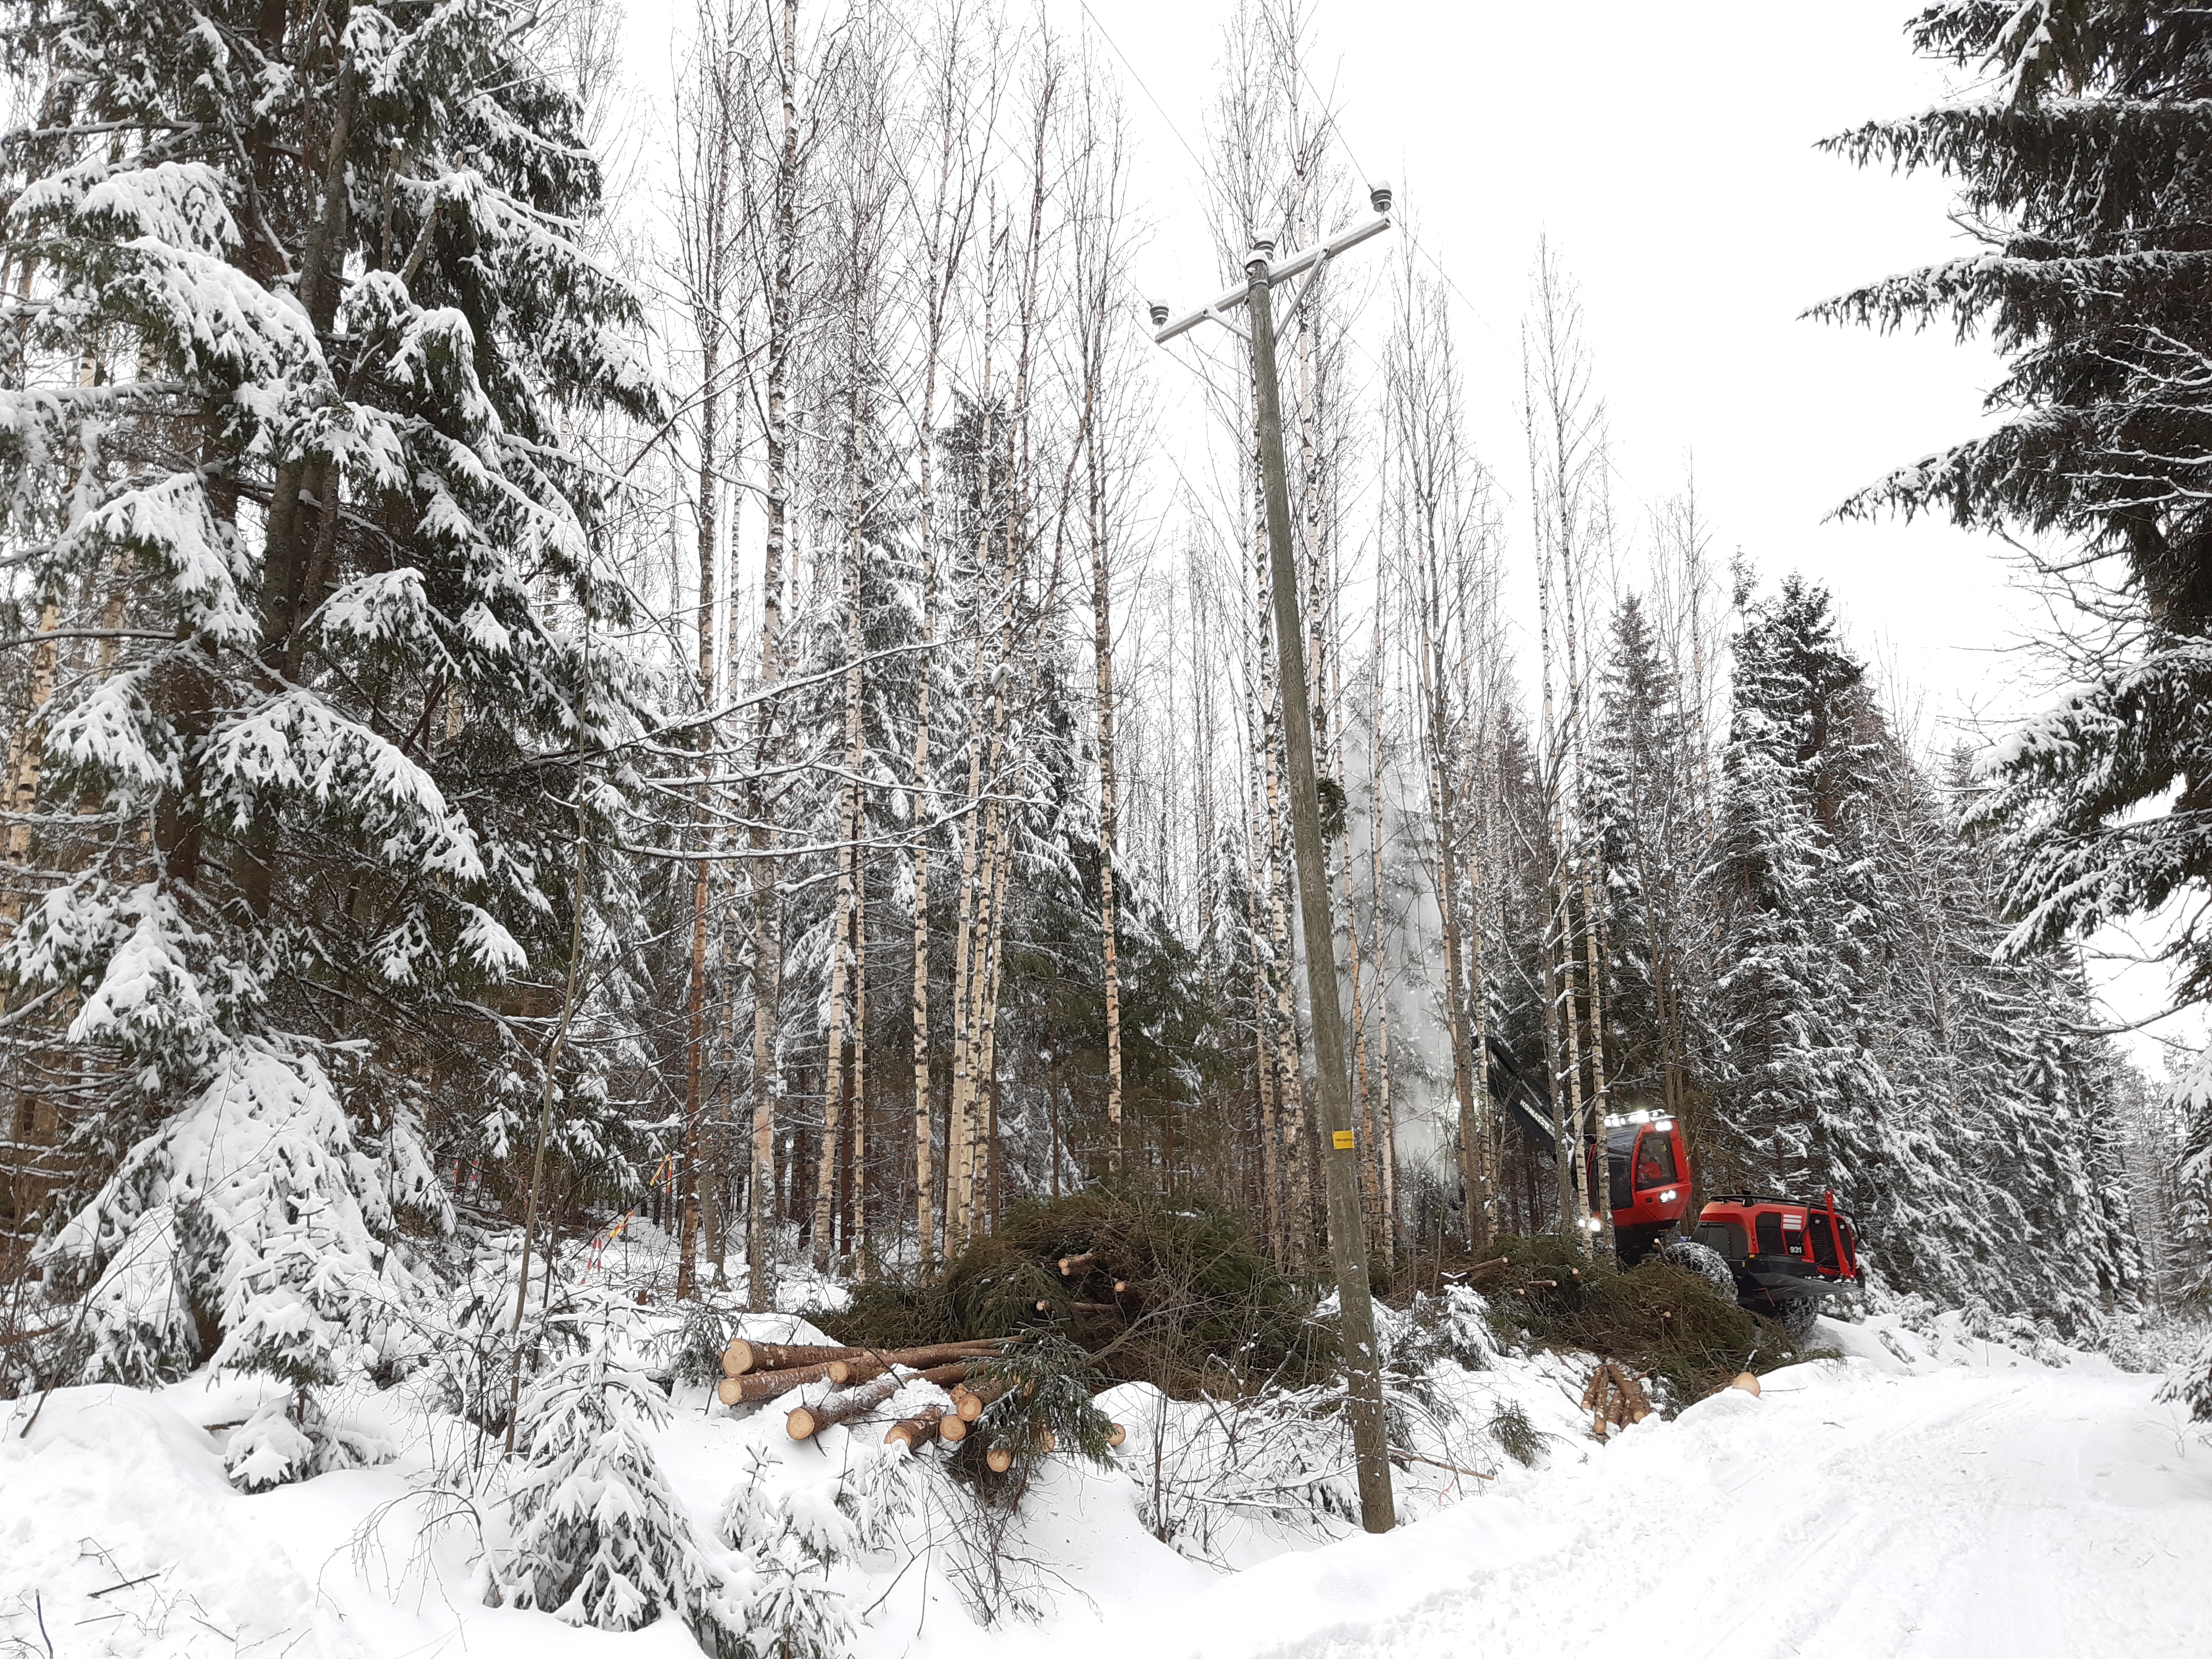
[
  {"x1": 1660, "y1": 1237, "x2": 1736, "y2": 1299},
  {"x1": 1775, "y1": 1294, "x2": 1821, "y2": 1345}
]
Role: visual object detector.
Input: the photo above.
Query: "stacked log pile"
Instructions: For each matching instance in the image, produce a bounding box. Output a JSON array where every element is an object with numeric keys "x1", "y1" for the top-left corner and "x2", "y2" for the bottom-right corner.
[
  {"x1": 713, "y1": 1337, "x2": 1007, "y2": 1407},
  {"x1": 1581, "y1": 1360, "x2": 1655, "y2": 1437},
  {"x1": 713, "y1": 1334, "x2": 1124, "y2": 1457}
]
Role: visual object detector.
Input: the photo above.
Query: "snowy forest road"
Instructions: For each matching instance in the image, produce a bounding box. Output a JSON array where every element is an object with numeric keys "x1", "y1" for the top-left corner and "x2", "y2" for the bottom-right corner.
[{"x1": 1039, "y1": 1350, "x2": 2212, "y2": 1659}]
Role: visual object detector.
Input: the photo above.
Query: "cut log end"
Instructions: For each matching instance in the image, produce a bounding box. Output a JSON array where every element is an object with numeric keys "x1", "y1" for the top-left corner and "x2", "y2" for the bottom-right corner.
[
  {"x1": 1731, "y1": 1371, "x2": 1762, "y2": 1396},
  {"x1": 1583, "y1": 1360, "x2": 1656, "y2": 1438},
  {"x1": 715, "y1": 1376, "x2": 744, "y2": 1407},
  {"x1": 723, "y1": 1338, "x2": 752, "y2": 1377},
  {"x1": 786, "y1": 1406, "x2": 817, "y2": 1441},
  {"x1": 1057, "y1": 1250, "x2": 1100, "y2": 1277},
  {"x1": 986, "y1": 1446, "x2": 1014, "y2": 1473},
  {"x1": 1105, "y1": 1422, "x2": 1126, "y2": 1447},
  {"x1": 885, "y1": 1407, "x2": 947, "y2": 1451},
  {"x1": 939, "y1": 1414, "x2": 968, "y2": 1443}
]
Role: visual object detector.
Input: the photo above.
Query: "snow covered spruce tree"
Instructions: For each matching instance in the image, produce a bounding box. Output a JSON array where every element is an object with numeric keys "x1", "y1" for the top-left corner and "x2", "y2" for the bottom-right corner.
[
  {"x1": 500, "y1": 1352, "x2": 742, "y2": 1650},
  {"x1": 2171, "y1": 1049, "x2": 2212, "y2": 1415},
  {"x1": 1707, "y1": 577, "x2": 1894, "y2": 1206},
  {"x1": 0, "y1": 0, "x2": 654, "y2": 1417},
  {"x1": 1819, "y1": 0, "x2": 2202, "y2": 1387},
  {"x1": 1704, "y1": 575, "x2": 2141, "y2": 1326}
]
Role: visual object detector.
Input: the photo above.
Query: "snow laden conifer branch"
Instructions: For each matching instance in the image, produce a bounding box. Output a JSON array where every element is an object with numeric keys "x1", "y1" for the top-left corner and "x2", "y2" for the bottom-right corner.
[
  {"x1": 1814, "y1": 3, "x2": 2212, "y2": 1012},
  {"x1": 496, "y1": 1351, "x2": 745, "y2": 1650},
  {"x1": 0, "y1": 0, "x2": 660, "y2": 1458}
]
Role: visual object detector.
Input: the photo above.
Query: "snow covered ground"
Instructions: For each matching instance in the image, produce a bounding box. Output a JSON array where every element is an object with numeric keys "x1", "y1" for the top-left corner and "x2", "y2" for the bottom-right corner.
[
  {"x1": 4, "y1": 1311, "x2": 2206, "y2": 1659},
  {"x1": 1032, "y1": 1320, "x2": 2212, "y2": 1659}
]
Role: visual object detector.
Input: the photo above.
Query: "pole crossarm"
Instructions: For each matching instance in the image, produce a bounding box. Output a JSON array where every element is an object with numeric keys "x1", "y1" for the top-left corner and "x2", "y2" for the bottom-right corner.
[{"x1": 1151, "y1": 210, "x2": 1392, "y2": 343}]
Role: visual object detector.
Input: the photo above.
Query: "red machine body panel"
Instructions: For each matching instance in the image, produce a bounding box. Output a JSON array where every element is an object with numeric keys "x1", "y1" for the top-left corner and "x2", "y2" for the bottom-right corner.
[
  {"x1": 1602, "y1": 1117, "x2": 1691, "y2": 1264},
  {"x1": 1691, "y1": 1190, "x2": 1861, "y2": 1311},
  {"x1": 1608, "y1": 1120, "x2": 1690, "y2": 1229}
]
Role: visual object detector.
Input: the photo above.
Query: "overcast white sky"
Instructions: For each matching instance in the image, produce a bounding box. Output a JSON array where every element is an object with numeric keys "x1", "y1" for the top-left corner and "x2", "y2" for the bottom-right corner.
[
  {"x1": 616, "y1": 0, "x2": 2193, "y2": 1062},
  {"x1": 1095, "y1": 1, "x2": 2027, "y2": 712}
]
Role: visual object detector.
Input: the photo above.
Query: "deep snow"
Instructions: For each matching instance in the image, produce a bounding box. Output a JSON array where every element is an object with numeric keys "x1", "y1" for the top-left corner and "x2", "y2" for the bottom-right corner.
[{"x1": 4, "y1": 1312, "x2": 2206, "y2": 1659}]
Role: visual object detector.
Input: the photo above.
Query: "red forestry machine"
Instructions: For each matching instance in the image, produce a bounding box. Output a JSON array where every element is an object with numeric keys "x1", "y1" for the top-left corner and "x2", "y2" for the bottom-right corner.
[{"x1": 1483, "y1": 1038, "x2": 1860, "y2": 1341}]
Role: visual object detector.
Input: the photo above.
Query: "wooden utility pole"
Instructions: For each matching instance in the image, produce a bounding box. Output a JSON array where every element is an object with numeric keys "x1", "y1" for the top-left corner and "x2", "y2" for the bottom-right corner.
[{"x1": 1153, "y1": 191, "x2": 1397, "y2": 1535}]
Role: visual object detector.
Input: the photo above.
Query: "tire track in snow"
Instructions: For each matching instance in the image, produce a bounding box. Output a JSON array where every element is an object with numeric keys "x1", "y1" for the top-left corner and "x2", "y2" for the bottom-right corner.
[{"x1": 1040, "y1": 1360, "x2": 2212, "y2": 1659}]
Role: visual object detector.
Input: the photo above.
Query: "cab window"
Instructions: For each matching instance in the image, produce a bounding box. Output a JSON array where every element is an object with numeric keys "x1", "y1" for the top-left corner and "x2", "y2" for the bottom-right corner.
[
  {"x1": 1635, "y1": 1132, "x2": 1679, "y2": 1188},
  {"x1": 1694, "y1": 1219, "x2": 1748, "y2": 1262}
]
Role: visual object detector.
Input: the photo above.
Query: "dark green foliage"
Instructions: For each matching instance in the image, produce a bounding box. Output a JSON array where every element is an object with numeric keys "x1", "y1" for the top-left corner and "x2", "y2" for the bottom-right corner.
[
  {"x1": 1473, "y1": 1233, "x2": 1815, "y2": 1406},
  {"x1": 662, "y1": 1298, "x2": 743, "y2": 1390},
  {"x1": 1816, "y1": 4, "x2": 2212, "y2": 1002},
  {"x1": 1486, "y1": 1400, "x2": 1543, "y2": 1468},
  {"x1": 828, "y1": 1187, "x2": 1329, "y2": 1396},
  {"x1": 1391, "y1": 1288, "x2": 1492, "y2": 1374},
  {"x1": 950, "y1": 1334, "x2": 1118, "y2": 1498}
]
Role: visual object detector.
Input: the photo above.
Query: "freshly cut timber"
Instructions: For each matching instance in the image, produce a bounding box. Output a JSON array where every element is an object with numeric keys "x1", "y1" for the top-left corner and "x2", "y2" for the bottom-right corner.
[
  {"x1": 986, "y1": 1445, "x2": 1015, "y2": 1473},
  {"x1": 718, "y1": 1361, "x2": 839, "y2": 1406},
  {"x1": 1582, "y1": 1362, "x2": 1654, "y2": 1437},
  {"x1": 729, "y1": 1335, "x2": 1008, "y2": 1379},
  {"x1": 787, "y1": 1372, "x2": 902, "y2": 1439},
  {"x1": 784, "y1": 1362, "x2": 975, "y2": 1440},
  {"x1": 826, "y1": 1338, "x2": 1010, "y2": 1385},
  {"x1": 950, "y1": 1375, "x2": 1026, "y2": 1421},
  {"x1": 885, "y1": 1407, "x2": 950, "y2": 1450},
  {"x1": 1057, "y1": 1250, "x2": 1101, "y2": 1277},
  {"x1": 724, "y1": 1339, "x2": 870, "y2": 1377}
]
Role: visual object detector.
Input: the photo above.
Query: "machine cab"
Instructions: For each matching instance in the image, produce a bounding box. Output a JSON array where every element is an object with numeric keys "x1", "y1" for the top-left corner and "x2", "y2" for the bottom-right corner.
[{"x1": 1603, "y1": 1112, "x2": 1689, "y2": 1264}]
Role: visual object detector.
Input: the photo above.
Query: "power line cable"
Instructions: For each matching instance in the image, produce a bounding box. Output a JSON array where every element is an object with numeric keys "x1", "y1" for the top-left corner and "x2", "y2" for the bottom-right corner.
[
  {"x1": 1076, "y1": 0, "x2": 1213, "y2": 185},
  {"x1": 1283, "y1": 29, "x2": 1502, "y2": 345}
]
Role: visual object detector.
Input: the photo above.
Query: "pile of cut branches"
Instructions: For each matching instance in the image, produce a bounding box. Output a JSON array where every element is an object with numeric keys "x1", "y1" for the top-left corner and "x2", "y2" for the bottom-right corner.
[
  {"x1": 1471, "y1": 1233, "x2": 1818, "y2": 1405},
  {"x1": 829, "y1": 1188, "x2": 1329, "y2": 1398}
]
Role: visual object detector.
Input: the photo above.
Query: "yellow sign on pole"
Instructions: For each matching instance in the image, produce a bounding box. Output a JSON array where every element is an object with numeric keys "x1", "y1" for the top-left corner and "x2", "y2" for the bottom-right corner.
[{"x1": 1332, "y1": 1129, "x2": 1356, "y2": 1151}]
